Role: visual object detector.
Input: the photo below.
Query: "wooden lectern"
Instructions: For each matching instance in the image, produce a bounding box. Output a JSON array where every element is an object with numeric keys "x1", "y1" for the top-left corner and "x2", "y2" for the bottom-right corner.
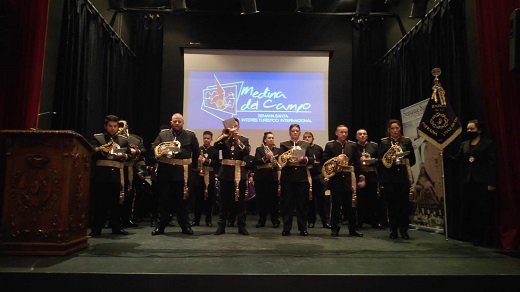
[{"x1": 0, "y1": 130, "x2": 94, "y2": 255}]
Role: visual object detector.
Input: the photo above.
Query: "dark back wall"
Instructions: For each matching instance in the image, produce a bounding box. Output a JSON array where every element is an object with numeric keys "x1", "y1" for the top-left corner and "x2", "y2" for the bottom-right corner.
[{"x1": 160, "y1": 12, "x2": 353, "y2": 142}]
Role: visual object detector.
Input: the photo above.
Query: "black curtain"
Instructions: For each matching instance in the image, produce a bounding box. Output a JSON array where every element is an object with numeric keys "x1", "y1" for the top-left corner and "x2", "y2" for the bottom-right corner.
[
  {"x1": 126, "y1": 13, "x2": 163, "y2": 152},
  {"x1": 357, "y1": 0, "x2": 470, "y2": 240},
  {"x1": 52, "y1": 0, "x2": 135, "y2": 139}
]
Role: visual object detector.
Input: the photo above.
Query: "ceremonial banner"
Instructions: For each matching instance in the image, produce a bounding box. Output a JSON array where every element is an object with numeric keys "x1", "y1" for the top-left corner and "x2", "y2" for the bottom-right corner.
[
  {"x1": 414, "y1": 68, "x2": 462, "y2": 237},
  {"x1": 417, "y1": 69, "x2": 462, "y2": 149}
]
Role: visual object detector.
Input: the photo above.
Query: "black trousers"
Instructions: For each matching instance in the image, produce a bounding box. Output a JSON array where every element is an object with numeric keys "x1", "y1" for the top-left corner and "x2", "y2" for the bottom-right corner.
[
  {"x1": 157, "y1": 180, "x2": 190, "y2": 230},
  {"x1": 380, "y1": 182, "x2": 410, "y2": 231},
  {"x1": 280, "y1": 181, "x2": 309, "y2": 232},
  {"x1": 90, "y1": 182, "x2": 123, "y2": 232},
  {"x1": 218, "y1": 179, "x2": 247, "y2": 228},
  {"x1": 192, "y1": 176, "x2": 215, "y2": 223},
  {"x1": 463, "y1": 181, "x2": 494, "y2": 243},
  {"x1": 255, "y1": 179, "x2": 280, "y2": 225},
  {"x1": 330, "y1": 189, "x2": 357, "y2": 232},
  {"x1": 308, "y1": 177, "x2": 328, "y2": 225}
]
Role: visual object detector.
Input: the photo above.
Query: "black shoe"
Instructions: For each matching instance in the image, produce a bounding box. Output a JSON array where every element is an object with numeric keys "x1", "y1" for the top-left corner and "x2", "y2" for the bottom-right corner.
[
  {"x1": 371, "y1": 223, "x2": 385, "y2": 230},
  {"x1": 214, "y1": 226, "x2": 225, "y2": 235},
  {"x1": 322, "y1": 223, "x2": 332, "y2": 229},
  {"x1": 89, "y1": 230, "x2": 101, "y2": 237},
  {"x1": 112, "y1": 229, "x2": 129, "y2": 235},
  {"x1": 273, "y1": 222, "x2": 280, "y2": 228},
  {"x1": 191, "y1": 221, "x2": 200, "y2": 227},
  {"x1": 300, "y1": 230, "x2": 309, "y2": 236},
  {"x1": 282, "y1": 230, "x2": 291, "y2": 236},
  {"x1": 255, "y1": 223, "x2": 265, "y2": 228},
  {"x1": 331, "y1": 231, "x2": 339, "y2": 237},
  {"x1": 308, "y1": 223, "x2": 315, "y2": 228},
  {"x1": 182, "y1": 227, "x2": 194, "y2": 235},
  {"x1": 152, "y1": 227, "x2": 165, "y2": 236},
  {"x1": 349, "y1": 229, "x2": 363, "y2": 237},
  {"x1": 389, "y1": 232, "x2": 398, "y2": 239},
  {"x1": 238, "y1": 227, "x2": 249, "y2": 235}
]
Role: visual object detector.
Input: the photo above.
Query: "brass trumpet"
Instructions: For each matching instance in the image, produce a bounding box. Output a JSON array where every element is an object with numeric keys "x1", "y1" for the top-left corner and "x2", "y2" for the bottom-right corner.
[
  {"x1": 215, "y1": 126, "x2": 238, "y2": 143},
  {"x1": 263, "y1": 143, "x2": 279, "y2": 167}
]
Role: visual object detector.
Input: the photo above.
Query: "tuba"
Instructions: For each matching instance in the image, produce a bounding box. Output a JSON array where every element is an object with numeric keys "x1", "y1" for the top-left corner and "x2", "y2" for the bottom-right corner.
[{"x1": 154, "y1": 140, "x2": 181, "y2": 159}]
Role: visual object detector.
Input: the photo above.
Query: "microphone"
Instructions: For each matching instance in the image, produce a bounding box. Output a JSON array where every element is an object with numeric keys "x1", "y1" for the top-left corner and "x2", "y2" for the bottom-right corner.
[{"x1": 38, "y1": 111, "x2": 57, "y2": 116}]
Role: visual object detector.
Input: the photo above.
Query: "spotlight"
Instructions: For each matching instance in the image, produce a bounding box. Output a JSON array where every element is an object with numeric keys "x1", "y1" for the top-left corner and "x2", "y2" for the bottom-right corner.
[
  {"x1": 295, "y1": 0, "x2": 313, "y2": 12},
  {"x1": 356, "y1": 0, "x2": 374, "y2": 17},
  {"x1": 409, "y1": 0, "x2": 429, "y2": 19},
  {"x1": 241, "y1": 0, "x2": 259, "y2": 15}
]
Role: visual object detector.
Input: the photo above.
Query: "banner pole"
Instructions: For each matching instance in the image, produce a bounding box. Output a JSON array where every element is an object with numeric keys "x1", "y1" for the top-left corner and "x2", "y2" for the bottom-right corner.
[{"x1": 439, "y1": 149, "x2": 449, "y2": 240}]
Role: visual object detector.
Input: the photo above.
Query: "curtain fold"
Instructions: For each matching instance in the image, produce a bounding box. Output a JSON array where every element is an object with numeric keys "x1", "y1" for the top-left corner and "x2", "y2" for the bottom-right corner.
[
  {"x1": 371, "y1": 0, "x2": 473, "y2": 242},
  {"x1": 474, "y1": 0, "x2": 520, "y2": 250},
  {"x1": 52, "y1": 0, "x2": 134, "y2": 139},
  {"x1": 0, "y1": 0, "x2": 49, "y2": 130}
]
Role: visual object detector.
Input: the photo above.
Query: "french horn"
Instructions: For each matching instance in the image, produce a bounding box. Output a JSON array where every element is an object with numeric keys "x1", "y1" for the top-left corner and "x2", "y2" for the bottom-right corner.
[
  {"x1": 382, "y1": 144, "x2": 402, "y2": 168},
  {"x1": 277, "y1": 149, "x2": 293, "y2": 168},
  {"x1": 322, "y1": 155, "x2": 350, "y2": 181},
  {"x1": 96, "y1": 140, "x2": 121, "y2": 160},
  {"x1": 154, "y1": 140, "x2": 181, "y2": 159}
]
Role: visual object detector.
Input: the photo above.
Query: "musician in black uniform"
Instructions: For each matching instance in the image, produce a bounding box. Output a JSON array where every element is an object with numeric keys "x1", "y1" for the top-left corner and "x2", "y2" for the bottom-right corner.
[
  {"x1": 323, "y1": 125, "x2": 364, "y2": 237},
  {"x1": 279, "y1": 124, "x2": 314, "y2": 236},
  {"x1": 117, "y1": 119, "x2": 146, "y2": 228},
  {"x1": 151, "y1": 113, "x2": 199, "y2": 236},
  {"x1": 453, "y1": 119, "x2": 497, "y2": 246},
  {"x1": 89, "y1": 114, "x2": 133, "y2": 237},
  {"x1": 377, "y1": 119, "x2": 416, "y2": 240},
  {"x1": 354, "y1": 129, "x2": 386, "y2": 229},
  {"x1": 191, "y1": 131, "x2": 220, "y2": 227},
  {"x1": 303, "y1": 131, "x2": 331, "y2": 229},
  {"x1": 254, "y1": 131, "x2": 281, "y2": 228},
  {"x1": 213, "y1": 118, "x2": 250, "y2": 236}
]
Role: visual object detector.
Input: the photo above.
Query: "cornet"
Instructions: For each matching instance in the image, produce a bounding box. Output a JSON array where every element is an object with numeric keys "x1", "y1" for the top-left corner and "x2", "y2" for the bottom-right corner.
[{"x1": 263, "y1": 143, "x2": 279, "y2": 167}]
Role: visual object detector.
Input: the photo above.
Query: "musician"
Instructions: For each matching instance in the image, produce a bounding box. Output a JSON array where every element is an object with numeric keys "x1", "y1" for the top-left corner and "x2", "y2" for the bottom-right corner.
[
  {"x1": 322, "y1": 125, "x2": 364, "y2": 237},
  {"x1": 254, "y1": 132, "x2": 281, "y2": 228},
  {"x1": 279, "y1": 124, "x2": 314, "y2": 236},
  {"x1": 151, "y1": 113, "x2": 199, "y2": 236},
  {"x1": 117, "y1": 119, "x2": 146, "y2": 228},
  {"x1": 354, "y1": 129, "x2": 386, "y2": 230},
  {"x1": 191, "y1": 131, "x2": 220, "y2": 227},
  {"x1": 213, "y1": 118, "x2": 250, "y2": 236},
  {"x1": 302, "y1": 131, "x2": 330, "y2": 229},
  {"x1": 452, "y1": 119, "x2": 496, "y2": 246},
  {"x1": 377, "y1": 119, "x2": 416, "y2": 240},
  {"x1": 89, "y1": 115, "x2": 133, "y2": 237}
]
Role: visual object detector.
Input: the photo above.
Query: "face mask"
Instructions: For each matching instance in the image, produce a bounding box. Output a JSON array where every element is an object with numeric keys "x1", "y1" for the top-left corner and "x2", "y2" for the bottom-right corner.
[{"x1": 466, "y1": 131, "x2": 479, "y2": 140}]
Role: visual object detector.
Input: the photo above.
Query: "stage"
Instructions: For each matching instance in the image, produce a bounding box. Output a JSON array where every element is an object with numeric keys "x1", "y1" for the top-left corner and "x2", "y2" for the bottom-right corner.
[{"x1": 1, "y1": 215, "x2": 519, "y2": 291}]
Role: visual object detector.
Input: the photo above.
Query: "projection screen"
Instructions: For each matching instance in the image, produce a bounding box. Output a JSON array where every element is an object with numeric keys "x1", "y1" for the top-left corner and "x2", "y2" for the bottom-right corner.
[{"x1": 183, "y1": 49, "x2": 330, "y2": 148}]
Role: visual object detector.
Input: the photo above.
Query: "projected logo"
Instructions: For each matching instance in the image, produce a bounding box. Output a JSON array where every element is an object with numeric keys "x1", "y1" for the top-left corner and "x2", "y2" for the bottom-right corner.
[{"x1": 201, "y1": 75, "x2": 243, "y2": 121}]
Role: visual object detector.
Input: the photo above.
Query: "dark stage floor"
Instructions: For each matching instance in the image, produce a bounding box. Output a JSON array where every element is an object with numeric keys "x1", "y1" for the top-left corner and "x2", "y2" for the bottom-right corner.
[{"x1": 1, "y1": 215, "x2": 520, "y2": 291}]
